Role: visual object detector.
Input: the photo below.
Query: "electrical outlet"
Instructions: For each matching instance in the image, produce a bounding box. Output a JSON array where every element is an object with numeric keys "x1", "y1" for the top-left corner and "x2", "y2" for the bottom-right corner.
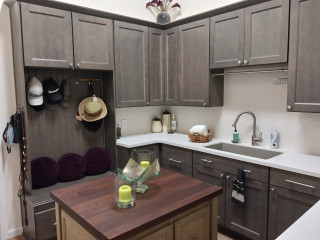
[{"x1": 121, "y1": 119, "x2": 127, "y2": 129}]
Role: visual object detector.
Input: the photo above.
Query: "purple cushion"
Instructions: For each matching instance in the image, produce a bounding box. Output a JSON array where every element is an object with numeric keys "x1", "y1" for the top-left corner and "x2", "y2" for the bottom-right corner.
[
  {"x1": 31, "y1": 157, "x2": 59, "y2": 189},
  {"x1": 84, "y1": 147, "x2": 110, "y2": 175},
  {"x1": 58, "y1": 153, "x2": 86, "y2": 182}
]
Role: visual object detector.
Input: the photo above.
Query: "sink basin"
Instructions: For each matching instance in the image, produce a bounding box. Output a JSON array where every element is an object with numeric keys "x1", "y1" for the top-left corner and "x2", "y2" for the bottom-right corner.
[{"x1": 205, "y1": 143, "x2": 283, "y2": 159}]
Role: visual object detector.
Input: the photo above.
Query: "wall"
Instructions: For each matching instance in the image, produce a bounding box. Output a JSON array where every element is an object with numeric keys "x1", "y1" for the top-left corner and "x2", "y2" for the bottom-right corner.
[
  {"x1": 116, "y1": 72, "x2": 320, "y2": 156},
  {"x1": 0, "y1": 2, "x2": 22, "y2": 239},
  {"x1": 51, "y1": 0, "x2": 241, "y2": 22}
]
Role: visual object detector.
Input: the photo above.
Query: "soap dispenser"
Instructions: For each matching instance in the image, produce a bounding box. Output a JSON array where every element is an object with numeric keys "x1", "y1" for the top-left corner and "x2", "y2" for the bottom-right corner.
[{"x1": 232, "y1": 127, "x2": 240, "y2": 143}]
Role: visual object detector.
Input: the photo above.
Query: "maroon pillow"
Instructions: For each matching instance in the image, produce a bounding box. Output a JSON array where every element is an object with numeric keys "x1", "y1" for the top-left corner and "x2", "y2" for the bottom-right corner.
[
  {"x1": 31, "y1": 157, "x2": 59, "y2": 189},
  {"x1": 58, "y1": 153, "x2": 86, "y2": 182},
  {"x1": 84, "y1": 147, "x2": 110, "y2": 175}
]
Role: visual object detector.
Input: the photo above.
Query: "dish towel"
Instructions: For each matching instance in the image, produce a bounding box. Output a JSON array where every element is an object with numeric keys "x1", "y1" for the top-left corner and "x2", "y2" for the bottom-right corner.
[
  {"x1": 231, "y1": 168, "x2": 245, "y2": 206},
  {"x1": 189, "y1": 125, "x2": 208, "y2": 135}
]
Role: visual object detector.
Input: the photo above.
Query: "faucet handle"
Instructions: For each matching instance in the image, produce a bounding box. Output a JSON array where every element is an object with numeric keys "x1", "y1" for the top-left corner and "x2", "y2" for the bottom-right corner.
[{"x1": 259, "y1": 132, "x2": 263, "y2": 141}]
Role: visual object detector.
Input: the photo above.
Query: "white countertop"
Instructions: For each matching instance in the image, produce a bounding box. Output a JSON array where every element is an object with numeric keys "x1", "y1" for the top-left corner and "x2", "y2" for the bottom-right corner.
[
  {"x1": 117, "y1": 132, "x2": 320, "y2": 178},
  {"x1": 276, "y1": 200, "x2": 320, "y2": 240}
]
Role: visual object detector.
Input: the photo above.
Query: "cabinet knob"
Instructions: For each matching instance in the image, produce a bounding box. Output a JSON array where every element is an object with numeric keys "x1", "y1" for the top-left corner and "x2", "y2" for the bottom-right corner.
[
  {"x1": 69, "y1": 63, "x2": 73, "y2": 68},
  {"x1": 174, "y1": 102, "x2": 177, "y2": 105},
  {"x1": 270, "y1": 188, "x2": 275, "y2": 193},
  {"x1": 287, "y1": 105, "x2": 292, "y2": 111},
  {"x1": 147, "y1": 102, "x2": 150, "y2": 106},
  {"x1": 238, "y1": 60, "x2": 242, "y2": 65},
  {"x1": 220, "y1": 173, "x2": 225, "y2": 179},
  {"x1": 226, "y1": 175, "x2": 230, "y2": 180},
  {"x1": 203, "y1": 102, "x2": 207, "y2": 107},
  {"x1": 244, "y1": 60, "x2": 248, "y2": 65},
  {"x1": 76, "y1": 63, "x2": 80, "y2": 68},
  {"x1": 53, "y1": 222, "x2": 57, "y2": 231}
]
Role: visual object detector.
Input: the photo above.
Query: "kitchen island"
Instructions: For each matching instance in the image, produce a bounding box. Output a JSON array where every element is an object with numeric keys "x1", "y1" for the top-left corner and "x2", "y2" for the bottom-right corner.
[{"x1": 51, "y1": 168, "x2": 222, "y2": 240}]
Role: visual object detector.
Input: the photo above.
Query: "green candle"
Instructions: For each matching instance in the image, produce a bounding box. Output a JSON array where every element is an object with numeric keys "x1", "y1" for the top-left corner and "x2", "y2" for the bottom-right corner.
[
  {"x1": 140, "y1": 161, "x2": 150, "y2": 168},
  {"x1": 119, "y1": 185, "x2": 132, "y2": 202}
]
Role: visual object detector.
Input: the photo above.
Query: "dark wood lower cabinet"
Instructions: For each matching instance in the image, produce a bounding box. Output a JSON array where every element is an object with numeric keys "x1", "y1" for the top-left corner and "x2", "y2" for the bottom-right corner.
[
  {"x1": 193, "y1": 164, "x2": 225, "y2": 225},
  {"x1": 268, "y1": 186, "x2": 319, "y2": 240},
  {"x1": 225, "y1": 174, "x2": 268, "y2": 240}
]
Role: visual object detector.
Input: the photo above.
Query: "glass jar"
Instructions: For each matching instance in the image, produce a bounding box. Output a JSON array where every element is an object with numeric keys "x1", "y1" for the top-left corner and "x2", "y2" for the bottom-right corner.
[{"x1": 114, "y1": 168, "x2": 136, "y2": 208}]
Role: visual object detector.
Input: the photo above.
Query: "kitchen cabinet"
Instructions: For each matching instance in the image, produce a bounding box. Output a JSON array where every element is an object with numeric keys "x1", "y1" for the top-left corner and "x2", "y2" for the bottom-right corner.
[
  {"x1": 21, "y1": 3, "x2": 114, "y2": 70},
  {"x1": 72, "y1": 13, "x2": 114, "y2": 70},
  {"x1": 193, "y1": 151, "x2": 269, "y2": 240},
  {"x1": 139, "y1": 224, "x2": 173, "y2": 240},
  {"x1": 116, "y1": 144, "x2": 160, "y2": 169},
  {"x1": 21, "y1": 3, "x2": 73, "y2": 68},
  {"x1": 178, "y1": 19, "x2": 210, "y2": 107},
  {"x1": 161, "y1": 145, "x2": 192, "y2": 177},
  {"x1": 287, "y1": 0, "x2": 320, "y2": 113},
  {"x1": 268, "y1": 168, "x2": 320, "y2": 239},
  {"x1": 210, "y1": 0, "x2": 289, "y2": 69},
  {"x1": 149, "y1": 28, "x2": 165, "y2": 106},
  {"x1": 164, "y1": 27, "x2": 179, "y2": 105},
  {"x1": 114, "y1": 21, "x2": 149, "y2": 108}
]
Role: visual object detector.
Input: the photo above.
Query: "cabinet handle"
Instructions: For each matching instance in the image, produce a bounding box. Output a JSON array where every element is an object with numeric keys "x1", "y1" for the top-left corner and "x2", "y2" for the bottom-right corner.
[
  {"x1": 243, "y1": 169, "x2": 251, "y2": 173},
  {"x1": 270, "y1": 188, "x2": 275, "y2": 193},
  {"x1": 238, "y1": 60, "x2": 242, "y2": 65},
  {"x1": 168, "y1": 158, "x2": 182, "y2": 164},
  {"x1": 76, "y1": 63, "x2": 80, "y2": 68},
  {"x1": 203, "y1": 102, "x2": 207, "y2": 107},
  {"x1": 226, "y1": 175, "x2": 231, "y2": 180},
  {"x1": 285, "y1": 179, "x2": 315, "y2": 189},
  {"x1": 147, "y1": 102, "x2": 150, "y2": 106},
  {"x1": 244, "y1": 60, "x2": 248, "y2": 65},
  {"x1": 200, "y1": 158, "x2": 212, "y2": 163},
  {"x1": 220, "y1": 173, "x2": 225, "y2": 179},
  {"x1": 69, "y1": 63, "x2": 73, "y2": 68},
  {"x1": 53, "y1": 222, "x2": 57, "y2": 231},
  {"x1": 287, "y1": 105, "x2": 292, "y2": 111}
]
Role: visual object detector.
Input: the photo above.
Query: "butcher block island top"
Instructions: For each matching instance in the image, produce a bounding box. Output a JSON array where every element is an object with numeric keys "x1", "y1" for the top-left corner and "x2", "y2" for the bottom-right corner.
[{"x1": 51, "y1": 168, "x2": 222, "y2": 240}]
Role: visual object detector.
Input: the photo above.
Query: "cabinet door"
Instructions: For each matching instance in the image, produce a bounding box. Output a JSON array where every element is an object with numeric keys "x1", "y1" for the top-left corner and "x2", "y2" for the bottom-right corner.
[
  {"x1": 193, "y1": 164, "x2": 225, "y2": 226},
  {"x1": 178, "y1": 19, "x2": 210, "y2": 107},
  {"x1": 210, "y1": 10, "x2": 244, "y2": 69},
  {"x1": 268, "y1": 186, "x2": 319, "y2": 240},
  {"x1": 114, "y1": 21, "x2": 149, "y2": 107},
  {"x1": 175, "y1": 206, "x2": 210, "y2": 240},
  {"x1": 140, "y1": 224, "x2": 173, "y2": 240},
  {"x1": 161, "y1": 145, "x2": 192, "y2": 177},
  {"x1": 21, "y1": 3, "x2": 73, "y2": 68},
  {"x1": 244, "y1": 0, "x2": 289, "y2": 66},
  {"x1": 73, "y1": 13, "x2": 114, "y2": 70},
  {"x1": 149, "y1": 28, "x2": 165, "y2": 106},
  {"x1": 287, "y1": 0, "x2": 320, "y2": 112},
  {"x1": 164, "y1": 27, "x2": 179, "y2": 105},
  {"x1": 225, "y1": 175, "x2": 268, "y2": 240}
]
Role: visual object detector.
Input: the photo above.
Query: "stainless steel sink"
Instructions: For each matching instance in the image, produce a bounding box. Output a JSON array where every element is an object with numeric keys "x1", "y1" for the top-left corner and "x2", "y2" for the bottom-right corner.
[{"x1": 205, "y1": 143, "x2": 283, "y2": 159}]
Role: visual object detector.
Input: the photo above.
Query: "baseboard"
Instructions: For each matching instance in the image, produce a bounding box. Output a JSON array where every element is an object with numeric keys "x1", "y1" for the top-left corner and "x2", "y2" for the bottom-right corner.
[{"x1": 7, "y1": 226, "x2": 23, "y2": 239}]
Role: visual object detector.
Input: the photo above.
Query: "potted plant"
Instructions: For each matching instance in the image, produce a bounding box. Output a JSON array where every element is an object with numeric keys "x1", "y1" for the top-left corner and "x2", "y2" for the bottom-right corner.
[{"x1": 146, "y1": 0, "x2": 181, "y2": 24}]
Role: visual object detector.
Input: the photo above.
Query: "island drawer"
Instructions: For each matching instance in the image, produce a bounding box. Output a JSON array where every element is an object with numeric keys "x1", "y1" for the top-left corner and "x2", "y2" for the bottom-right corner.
[
  {"x1": 35, "y1": 207, "x2": 56, "y2": 240},
  {"x1": 193, "y1": 151, "x2": 269, "y2": 183},
  {"x1": 161, "y1": 145, "x2": 192, "y2": 177},
  {"x1": 270, "y1": 168, "x2": 320, "y2": 197}
]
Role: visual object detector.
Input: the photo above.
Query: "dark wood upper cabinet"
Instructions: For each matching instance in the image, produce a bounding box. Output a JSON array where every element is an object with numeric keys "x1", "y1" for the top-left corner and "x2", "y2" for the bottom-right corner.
[
  {"x1": 114, "y1": 21, "x2": 149, "y2": 108},
  {"x1": 164, "y1": 27, "x2": 179, "y2": 106},
  {"x1": 72, "y1": 13, "x2": 114, "y2": 70},
  {"x1": 210, "y1": 10, "x2": 245, "y2": 69},
  {"x1": 178, "y1": 19, "x2": 210, "y2": 107},
  {"x1": 149, "y1": 28, "x2": 165, "y2": 106},
  {"x1": 244, "y1": 0, "x2": 289, "y2": 66},
  {"x1": 21, "y1": 3, "x2": 73, "y2": 68},
  {"x1": 287, "y1": 0, "x2": 320, "y2": 113},
  {"x1": 210, "y1": 0, "x2": 289, "y2": 69}
]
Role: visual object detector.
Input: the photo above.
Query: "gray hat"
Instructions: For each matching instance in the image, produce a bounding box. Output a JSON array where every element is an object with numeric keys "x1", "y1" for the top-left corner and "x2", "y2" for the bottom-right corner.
[
  {"x1": 59, "y1": 79, "x2": 71, "y2": 108},
  {"x1": 27, "y1": 77, "x2": 43, "y2": 106}
]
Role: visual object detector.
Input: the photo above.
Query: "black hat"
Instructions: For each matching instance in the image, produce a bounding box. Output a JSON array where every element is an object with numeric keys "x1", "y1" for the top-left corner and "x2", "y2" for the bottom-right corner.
[{"x1": 43, "y1": 77, "x2": 62, "y2": 104}]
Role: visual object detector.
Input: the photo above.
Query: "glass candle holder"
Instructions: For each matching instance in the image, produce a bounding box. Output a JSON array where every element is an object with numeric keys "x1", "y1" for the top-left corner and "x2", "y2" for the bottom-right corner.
[
  {"x1": 114, "y1": 169, "x2": 136, "y2": 208},
  {"x1": 135, "y1": 150, "x2": 154, "y2": 193}
]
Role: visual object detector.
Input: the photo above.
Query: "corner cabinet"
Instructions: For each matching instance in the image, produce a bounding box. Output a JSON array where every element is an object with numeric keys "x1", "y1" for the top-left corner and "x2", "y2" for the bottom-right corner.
[
  {"x1": 178, "y1": 19, "x2": 210, "y2": 107},
  {"x1": 210, "y1": 0, "x2": 289, "y2": 69},
  {"x1": 287, "y1": 0, "x2": 320, "y2": 113},
  {"x1": 20, "y1": 3, "x2": 114, "y2": 70},
  {"x1": 114, "y1": 21, "x2": 149, "y2": 108}
]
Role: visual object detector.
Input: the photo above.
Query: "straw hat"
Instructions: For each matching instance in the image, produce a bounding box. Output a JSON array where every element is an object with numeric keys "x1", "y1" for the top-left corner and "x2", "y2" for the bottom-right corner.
[{"x1": 78, "y1": 95, "x2": 107, "y2": 122}]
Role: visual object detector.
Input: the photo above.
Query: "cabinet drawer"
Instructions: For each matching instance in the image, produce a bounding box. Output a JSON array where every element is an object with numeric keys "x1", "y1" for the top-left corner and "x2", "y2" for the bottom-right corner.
[
  {"x1": 193, "y1": 151, "x2": 269, "y2": 183},
  {"x1": 270, "y1": 169, "x2": 320, "y2": 197},
  {"x1": 35, "y1": 207, "x2": 56, "y2": 240},
  {"x1": 161, "y1": 145, "x2": 192, "y2": 177}
]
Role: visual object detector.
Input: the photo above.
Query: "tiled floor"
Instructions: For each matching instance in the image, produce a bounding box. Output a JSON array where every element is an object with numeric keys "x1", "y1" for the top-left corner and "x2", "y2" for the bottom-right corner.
[{"x1": 10, "y1": 233, "x2": 234, "y2": 240}]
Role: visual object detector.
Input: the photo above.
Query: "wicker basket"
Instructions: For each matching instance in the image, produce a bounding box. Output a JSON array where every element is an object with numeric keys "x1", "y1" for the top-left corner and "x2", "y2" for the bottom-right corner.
[{"x1": 188, "y1": 130, "x2": 212, "y2": 143}]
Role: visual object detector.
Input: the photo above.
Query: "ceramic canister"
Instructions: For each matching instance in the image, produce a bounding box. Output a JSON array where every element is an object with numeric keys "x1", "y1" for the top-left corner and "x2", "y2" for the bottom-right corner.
[
  {"x1": 151, "y1": 117, "x2": 162, "y2": 133},
  {"x1": 162, "y1": 110, "x2": 171, "y2": 133}
]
